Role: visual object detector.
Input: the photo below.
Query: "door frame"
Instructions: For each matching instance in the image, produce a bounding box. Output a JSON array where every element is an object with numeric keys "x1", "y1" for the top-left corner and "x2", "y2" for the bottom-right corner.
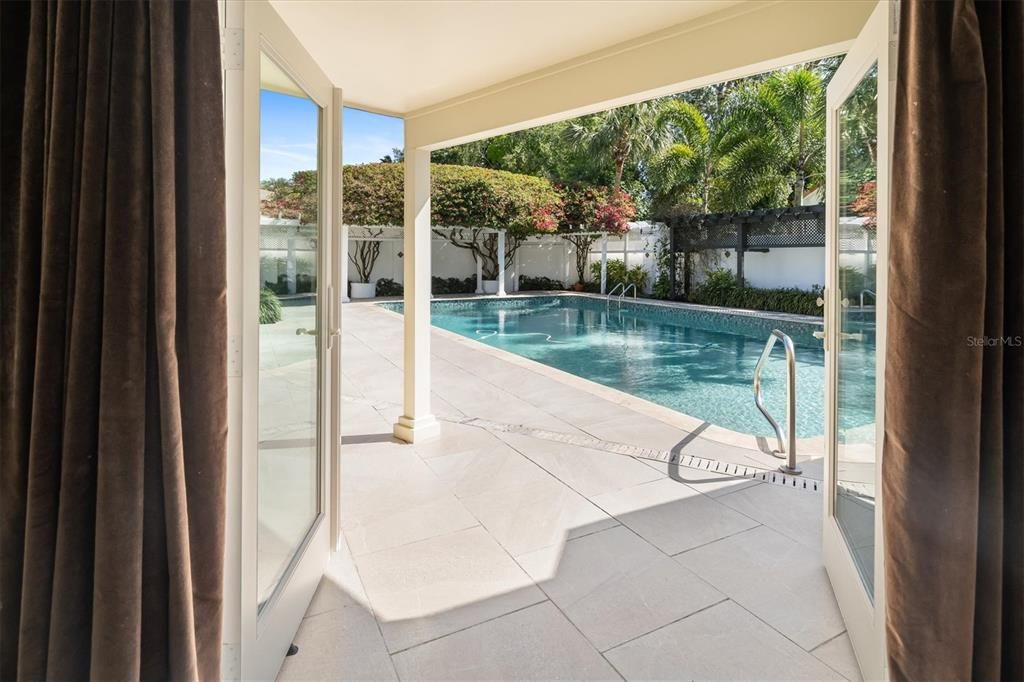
[
  {"x1": 822, "y1": 2, "x2": 896, "y2": 680},
  {"x1": 223, "y1": 1, "x2": 338, "y2": 679}
]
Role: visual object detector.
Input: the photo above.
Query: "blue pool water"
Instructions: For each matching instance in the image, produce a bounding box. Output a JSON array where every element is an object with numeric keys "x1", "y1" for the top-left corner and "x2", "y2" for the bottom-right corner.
[{"x1": 380, "y1": 295, "x2": 876, "y2": 438}]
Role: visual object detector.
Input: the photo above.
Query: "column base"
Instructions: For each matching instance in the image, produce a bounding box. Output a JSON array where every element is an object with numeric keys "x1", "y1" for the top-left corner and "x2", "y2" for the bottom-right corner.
[{"x1": 393, "y1": 414, "x2": 441, "y2": 443}]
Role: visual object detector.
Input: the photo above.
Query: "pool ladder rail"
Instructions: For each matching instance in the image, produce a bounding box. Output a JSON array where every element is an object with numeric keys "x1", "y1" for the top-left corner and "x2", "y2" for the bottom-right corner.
[
  {"x1": 606, "y1": 282, "x2": 638, "y2": 306},
  {"x1": 753, "y1": 330, "x2": 801, "y2": 475}
]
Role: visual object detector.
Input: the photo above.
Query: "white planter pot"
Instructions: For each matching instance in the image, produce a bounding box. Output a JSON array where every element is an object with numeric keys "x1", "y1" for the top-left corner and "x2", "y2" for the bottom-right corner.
[
  {"x1": 350, "y1": 282, "x2": 376, "y2": 299},
  {"x1": 482, "y1": 280, "x2": 499, "y2": 294}
]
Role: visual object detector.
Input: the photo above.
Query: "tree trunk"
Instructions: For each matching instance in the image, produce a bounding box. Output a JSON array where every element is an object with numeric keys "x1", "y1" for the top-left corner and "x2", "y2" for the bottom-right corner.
[
  {"x1": 792, "y1": 172, "x2": 806, "y2": 207},
  {"x1": 613, "y1": 158, "x2": 624, "y2": 194}
]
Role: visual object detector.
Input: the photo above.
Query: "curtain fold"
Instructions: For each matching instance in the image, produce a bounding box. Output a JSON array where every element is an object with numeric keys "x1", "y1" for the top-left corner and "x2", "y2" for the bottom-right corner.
[
  {"x1": 1, "y1": 0, "x2": 227, "y2": 679},
  {"x1": 885, "y1": 1, "x2": 1023, "y2": 680}
]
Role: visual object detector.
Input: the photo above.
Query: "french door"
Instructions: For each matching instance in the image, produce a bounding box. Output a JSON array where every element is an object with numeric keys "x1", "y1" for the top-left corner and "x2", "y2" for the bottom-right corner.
[
  {"x1": 224, "y1": 1, "x2": 339, "y2": 679},
  {"x1": 823, "y1": 2, "x2": 895, "y2": 680}
]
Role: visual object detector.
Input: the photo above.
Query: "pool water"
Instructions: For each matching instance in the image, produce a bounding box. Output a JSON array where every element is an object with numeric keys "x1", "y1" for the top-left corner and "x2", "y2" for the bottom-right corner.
[{"x1": 380, "y1": 295, "x2": 875, "y2": 438}]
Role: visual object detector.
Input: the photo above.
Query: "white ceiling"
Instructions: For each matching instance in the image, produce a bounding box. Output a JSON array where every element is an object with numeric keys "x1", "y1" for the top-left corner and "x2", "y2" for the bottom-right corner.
[{"x1": 269, "y1": 1, "x2": 741, "y2": 115}]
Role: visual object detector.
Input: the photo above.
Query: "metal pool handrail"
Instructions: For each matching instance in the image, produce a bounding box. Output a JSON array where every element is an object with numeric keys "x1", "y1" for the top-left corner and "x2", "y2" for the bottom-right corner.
[
  {"x1": 606, "y1": 282, "x2": 638, "y2": 307},
  {"x1": 753, "y1": 330, "x2": 801, "y2": 475},
  {"x1": 606, "y1": 282, "x2": 626, "y2": 301}
]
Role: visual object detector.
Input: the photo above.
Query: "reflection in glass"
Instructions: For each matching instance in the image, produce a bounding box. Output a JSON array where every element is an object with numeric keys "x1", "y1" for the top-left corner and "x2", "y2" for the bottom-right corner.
[
  {"x1": 835, "y1": 62, "x2": 878, "y2": 597},
  {"x1": 257, "y1": 53, "x2": 321, "y2": 610}
]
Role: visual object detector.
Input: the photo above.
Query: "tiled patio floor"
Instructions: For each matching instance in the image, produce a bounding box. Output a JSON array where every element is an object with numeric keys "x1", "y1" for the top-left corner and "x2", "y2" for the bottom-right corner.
[{"x1": 278, "y1": 302, "x2": 861, "y2": 681}]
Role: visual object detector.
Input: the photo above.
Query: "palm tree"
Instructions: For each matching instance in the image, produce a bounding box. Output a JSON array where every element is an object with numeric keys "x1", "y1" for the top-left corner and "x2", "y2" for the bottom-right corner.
[
  {"x1": 567, "y1": 101, "x2": 665, "y2": 194},
  {"x1": 649, "y1": 99, "x2": 781, "y2": 215},
  {"x1": 741, "y1": 68, "x2": 826, "y2": 206},
  {"x1": 649, "y1": 98, "x2": 784, "y2": 296}
]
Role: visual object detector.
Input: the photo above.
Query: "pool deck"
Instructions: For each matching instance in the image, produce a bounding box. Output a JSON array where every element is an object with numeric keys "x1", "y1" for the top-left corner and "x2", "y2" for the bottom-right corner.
[{"x1": 278, "y1": 300, "x2": 859, "y2": 681}]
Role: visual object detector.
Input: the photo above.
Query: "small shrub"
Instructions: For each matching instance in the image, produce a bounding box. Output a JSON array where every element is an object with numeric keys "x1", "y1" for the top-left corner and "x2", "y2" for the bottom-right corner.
[
  {"x1": 432, "y1": 276, "x2": 476, "y2": 295},
  {"x1": 652, "y1": 274, "x2": 672, "y2": 300},
  {"x1": 375, "y1": 278, "x2": 403, "y2": 296},
  {"x1": 690, "y1": 269, "x2": 822, "y2": 316},
  {"x1": 589, "y1": 260, "x2": 648, "y2": 292},
  {"x1": 519, "y1": 275, "x2": 565, "y2": 291},
  {"x1": 264, "y1": 273, "x2": 315, "y2": 295},
  {"x1": 259, "y1": 287, "x2": 282, "y2": 324}
]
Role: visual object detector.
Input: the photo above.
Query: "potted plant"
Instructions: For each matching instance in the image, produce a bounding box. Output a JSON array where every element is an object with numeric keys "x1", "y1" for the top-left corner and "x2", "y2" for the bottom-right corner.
[{"x1": 349, "y1": 227, "x2": 383, "y2": 298}]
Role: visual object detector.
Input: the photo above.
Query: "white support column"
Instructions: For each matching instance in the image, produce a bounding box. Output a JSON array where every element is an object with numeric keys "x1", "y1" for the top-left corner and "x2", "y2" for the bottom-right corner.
[
  {"x1": 497, "y1": 230, "x2": 507, "y2": 297},
  {"x1": 287, "y1": 238, "x2": 298, "y2": 294},
  {"x1": 340, "y1": 224, "x2": 351, "y2": 302},
  {"x1": 475, "y1": 252, "x2": 484, "y2": 294},
  {"x1": 600, "y1": 235, "x2": 608, "y2": 294},
  {"x1": 512, "y1": 245, "x2": 520, "y2": 293},
  {"x1": 623, "y1": 232, "x2": 630, "y2": 272},
  {"x1": 394, "y1": 147, "x2": 440, "y2": 443}
]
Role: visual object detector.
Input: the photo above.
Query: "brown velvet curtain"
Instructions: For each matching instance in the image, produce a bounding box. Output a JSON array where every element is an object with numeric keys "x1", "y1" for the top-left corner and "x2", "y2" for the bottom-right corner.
[
  {"x1": 1, "y1": 0, "x2": 227, "y2": 679},
  {"x1": 885, "y1": 1, "x2": 1023, "y2": 680}
]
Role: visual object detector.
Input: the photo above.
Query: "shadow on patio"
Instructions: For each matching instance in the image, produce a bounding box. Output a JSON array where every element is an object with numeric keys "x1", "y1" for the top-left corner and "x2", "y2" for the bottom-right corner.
[{"x1": 277, "y1": 302, "x2": 858, "y2": 680}]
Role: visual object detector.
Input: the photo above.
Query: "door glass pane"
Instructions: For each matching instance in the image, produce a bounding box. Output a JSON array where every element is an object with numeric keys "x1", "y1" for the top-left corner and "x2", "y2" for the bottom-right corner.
[
  {"x1": 257, "y1": 53, "x2": 321, "y2": 611},
  {"x1": 835, "y1": 62, "x2": 878, "y2": 597}
]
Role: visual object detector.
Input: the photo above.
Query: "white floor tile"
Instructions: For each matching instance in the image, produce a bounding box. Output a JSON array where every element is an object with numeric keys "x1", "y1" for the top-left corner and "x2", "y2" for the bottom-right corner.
[
  {"x1": 813, "y1": 633, "x2": 864, "y2": 681},
  {"x1": 605, "y1": 600, "x2": 843, "y2": 680},
  {"x1": 462, "y1": 475, "x2": 618, "y2": 557},
  {"x1": 392, "y1": 602, "x2": 620, "y2": 681},
  {"x1": 675, "y1": 525, "x2": 844, "y2": 650},
  {"x1": 591, "y1": 478, "x2": 759, "y2": 555},
  {"x1": 342, "y1": 493, "x2": 478, "y2": 557},
  {"x1": 277, "y1": 603, "x2": 396, "y2": 682},
  {"x1": 716, "y1": 483, "x2": 823, "y2": 549},
  {"x1": 518, "y1": 525, "x2": 724, "y2": 651},
  {"x1": 498, "y1": 431, "x2": 664, "y2": 498},
  {"x1": 353, "y1": 527, "x2": 545, "y2": 653}
]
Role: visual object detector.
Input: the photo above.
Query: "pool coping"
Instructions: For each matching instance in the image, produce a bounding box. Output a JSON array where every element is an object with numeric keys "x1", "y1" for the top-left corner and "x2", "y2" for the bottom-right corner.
[
  {"x1": 360, "y1": 294, "x2": 826, "y2": 461},
  {"x1": 373, "y1": 290, "x2": 824, "y2": 327}
]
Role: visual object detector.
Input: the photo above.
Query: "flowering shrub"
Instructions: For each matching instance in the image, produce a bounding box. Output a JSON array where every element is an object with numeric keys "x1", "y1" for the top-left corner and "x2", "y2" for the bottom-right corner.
[
  {"x1": 532, "y1": 206, "x2": 560, "y2": 234},
  {"x1": 261, "y1": 170, "x2": 319, "y2": 224},
  {"x1": 594, "y1": 192, "x2": 637, "y2": 234},
  {"x1": 557, "y1": 184, "x2": 637, "y2": 283},
  {"x1": 848, "y1": 180, "x2": 877, "y2": 228}
]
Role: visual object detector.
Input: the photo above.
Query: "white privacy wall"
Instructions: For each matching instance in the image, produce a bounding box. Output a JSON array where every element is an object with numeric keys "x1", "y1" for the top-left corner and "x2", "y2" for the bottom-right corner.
[
  {"x1": 341, "y1": 222, "x2": 830, "y2": 293},
  {"x1": 691, "y1": 247, "x2": 826, "y2": 290}
]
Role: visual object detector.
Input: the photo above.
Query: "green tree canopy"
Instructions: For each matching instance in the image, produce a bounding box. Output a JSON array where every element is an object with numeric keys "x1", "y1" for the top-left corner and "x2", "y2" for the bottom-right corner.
[{"x1": 341, "y1": 163, "x2": 562, "y2": 235}]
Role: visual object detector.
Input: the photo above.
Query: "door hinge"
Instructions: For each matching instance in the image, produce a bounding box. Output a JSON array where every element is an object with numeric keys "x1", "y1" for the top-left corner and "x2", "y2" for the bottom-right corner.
[{"x1": 222, "y1": 28, "x2": 243, "y2": 70}]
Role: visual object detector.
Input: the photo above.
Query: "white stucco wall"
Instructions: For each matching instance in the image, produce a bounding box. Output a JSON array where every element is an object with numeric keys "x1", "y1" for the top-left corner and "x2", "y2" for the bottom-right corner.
[{"x1": 344, "y1": 222, "x2": 842, "y2": 294}]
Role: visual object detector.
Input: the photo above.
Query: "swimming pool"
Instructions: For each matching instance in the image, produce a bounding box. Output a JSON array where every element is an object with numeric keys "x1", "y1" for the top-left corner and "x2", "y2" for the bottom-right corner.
[{"x1": 379, "y1": 295, "x2": 875, "y2": 438}]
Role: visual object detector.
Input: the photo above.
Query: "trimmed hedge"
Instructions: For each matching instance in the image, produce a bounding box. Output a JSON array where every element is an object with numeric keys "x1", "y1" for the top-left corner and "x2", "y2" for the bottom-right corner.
[
  {"x1": 432, "y1": 276, "x2": 476, "y2": 295},
  {"x1": 342, "y1": 163, "x2": 561, "y2": 235},
  {"x1": 519, "y1": 275, "x2": 565, "y2": 291},
  {"x1": 375, "y1": 278, "x2": 403, "y2": 296},
  {"x1": 690, "y1": 269, "x2": 822, "y2": 316}
]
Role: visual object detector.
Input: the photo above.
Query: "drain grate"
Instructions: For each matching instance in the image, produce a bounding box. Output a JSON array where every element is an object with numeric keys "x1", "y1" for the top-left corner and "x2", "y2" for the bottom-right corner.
[{"x1": 464, "y1": 417, "x2": 821, "y2": 493}]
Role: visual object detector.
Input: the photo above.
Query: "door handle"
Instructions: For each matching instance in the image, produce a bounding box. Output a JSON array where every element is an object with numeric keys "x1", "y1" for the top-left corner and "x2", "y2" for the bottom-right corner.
[
  {"x1": 295, "y1": 327, "x2": 317, "y2": 336},
  {"x1": 812, "y1": 330, "x2": 826, "y2": 340}
]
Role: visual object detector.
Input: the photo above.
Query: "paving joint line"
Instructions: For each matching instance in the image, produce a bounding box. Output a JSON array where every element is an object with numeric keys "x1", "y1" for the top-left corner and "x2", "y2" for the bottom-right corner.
[{"x1": 463, "y1": 417, "x2": 822, "y2": 494}]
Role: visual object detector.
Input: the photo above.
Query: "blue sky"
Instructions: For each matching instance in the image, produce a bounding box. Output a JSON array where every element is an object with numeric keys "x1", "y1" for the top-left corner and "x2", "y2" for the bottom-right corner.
[
  {"x1": 343, "y1": 107, "x2": 404, "y2": 165},
  {"x1": 260, "y1": 90, "x2": 403, "y2": 180}
]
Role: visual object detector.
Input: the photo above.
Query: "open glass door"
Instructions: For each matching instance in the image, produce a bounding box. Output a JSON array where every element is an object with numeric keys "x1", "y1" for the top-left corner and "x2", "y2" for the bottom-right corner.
[
  {"x1": 228, "y1": 1, "x2": 338, "y2": 678},
  {"x1": 823, "y1": 2, "x2": 895, "y2": 680}
]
